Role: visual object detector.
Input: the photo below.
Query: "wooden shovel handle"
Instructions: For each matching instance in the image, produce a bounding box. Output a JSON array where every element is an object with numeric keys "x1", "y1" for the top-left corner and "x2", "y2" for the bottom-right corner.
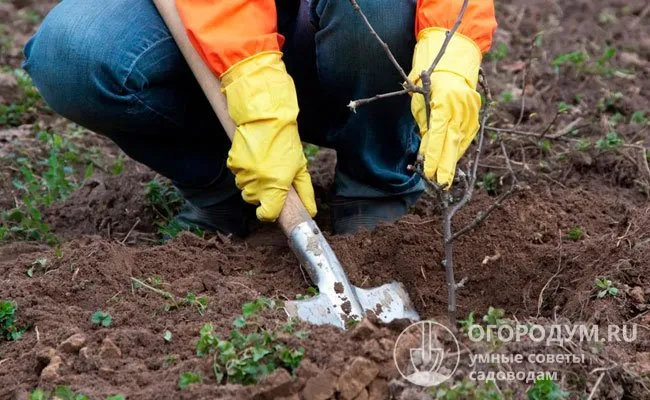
[{"x1": 152, "y1": 0, "x2": 312, "y2": 235}]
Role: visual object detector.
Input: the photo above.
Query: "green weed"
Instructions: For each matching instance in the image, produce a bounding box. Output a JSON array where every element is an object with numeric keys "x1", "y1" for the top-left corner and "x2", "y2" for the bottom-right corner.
[
  {"x1": 458, "y1": 311, "x2": 477, "y2": 334},
  {"x1": 163, "y1": 354, "x2": 178, "y2": 368},
  {"x1": 0, "y1": 24, "x2": 12, "y2": 53},
  {"x1": 485, "y1": 42, "x2": 509, "y2": 62},
  {"x1": 526, "y1": 377, "x2": 569, "y2": 399},
  {"x1": 566, "y1": 227, "x2": 583, "y2": 241},
  {"x1": 26, "y1": 257, "x2": 48, "y2": 278},
  {"x1": 111, "y1": 154, "x2": 124, "y2": 176},
  {"x1": 50, "y1": 386, "x2": 87, "y2": 400},
  {"x1": 295, "y1": 286, "x2": 318, "y2": 300},
  {"x1": 0, "y1": 69, "x2": 43, "y2": 127},
  {"x1": 29, "y1": 387, "x2": 125, "y2": 400},
  {"x1": 595, "y1": 278, "x2": 618, "y2": 298},
  {"x1": 131, "y1": 277, "x2": 209, "y2": 315},
  {"x1": 458, "y1": 307, "x2": 506, "y2": 344},
  {"x1": 596, "y1": 92, "x2": 623, "y2": 113},
  {"x1": 15, "y1": 68, "x2": 40, "y2": 99},
  {"x1": 537, "y1": 139, "x2": 552, "y2": 154},
  {"x1": 631, "y1": 111, "x2": 648, "y2": 125},
  {"x1": 178, "y1": 371, "x2": 202, "y2": 390},
  {"x1": 345, "y1": 318, "x2": 361, "y2": 329},
  {"x1": 0, "y1": 300, "x2": 24, "y2": 341},
  {"x1": 552, "y1": 51, "x2": 589, "y2": 73},
  {"x1": 576, "y1": 138, "x2": 591, "y2": 152},
  {"x1": 22, "y1": 10, "x2": 41, "y2": 24},
  {"x1": 145, "y1": 178, "x2": 184, "y2": 220},
  {"x1": 184, "y1": 292, "x2": 208, "y2": 315},
  {"x1": 552, "y1": 47, "x2": 621, "y2": 76},
  {"x1": 533, "y1": 32, "x2": 544, "y2": 48},
  {"x1": 156, "y1": 219, "x2": 205, "y2": 241},
  {"x1": 196, "y1": 297, "x2": 306, "y2": 385},
  {"x1": 608, "y1": 112, "x2": 624, "y2": 128},
  {"x1": 303, "y1": 143, "x2": 320, "y2": 163},
  {"x1": 145, "y1": 178, "x2": 186, "y2": 242},
  {"x1": 483, "y1": 306, "x2": 505, "y2": 326},
  {"x1": 431, "y1": 379, "x2": 503, "y2": 399},
  {"x1": 90, "y1": 310, "x2": 113, "y2": 327},
  {"x1": 598, "y1": 9, "x2": 618, "y2": 24},
  {"x1": 500, "y1": 91, "x2": 514, "y2": 103},
  {"x1": 537, "y1": 160, "x2": 551, "y2": 173},
  {"x1": 28, "y1": 388, "x2": 47, "y2": 400},
  {"x1": 596, "y1": 132, "x2": 624, "y2": 152},
  {"x1": 1, "y1": 130, "x2": 95, "y2": 245},
  {"x1": 164, "y1": 292, "x2": 209, "y2": 316},
  {"x1": 477, "y1": 172, "x2": 498, "y2": 196},
  {"x1": 147, "y1": 275, "x2": 164, "y2": 288}
]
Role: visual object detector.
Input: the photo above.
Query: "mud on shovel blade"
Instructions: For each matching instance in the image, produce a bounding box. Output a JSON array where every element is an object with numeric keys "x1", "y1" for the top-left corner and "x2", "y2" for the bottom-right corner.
[{"x1": 284, "y1": 220, "x2": 420, "y2": 328}]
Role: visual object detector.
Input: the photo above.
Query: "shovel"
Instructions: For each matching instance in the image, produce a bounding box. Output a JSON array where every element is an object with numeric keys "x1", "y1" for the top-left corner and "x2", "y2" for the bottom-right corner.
[{"x1": 152, "y1": 0, "x2": 420, "y2": 329}]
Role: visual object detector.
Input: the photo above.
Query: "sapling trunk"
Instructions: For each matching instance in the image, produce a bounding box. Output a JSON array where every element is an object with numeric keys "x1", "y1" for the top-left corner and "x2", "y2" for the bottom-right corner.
[
  {"x1": 443, "y1": 208, "x2": 457, "y2": 324},
  {"x1": 346, "y1": 0, "x2": 519, "y2": 329}
]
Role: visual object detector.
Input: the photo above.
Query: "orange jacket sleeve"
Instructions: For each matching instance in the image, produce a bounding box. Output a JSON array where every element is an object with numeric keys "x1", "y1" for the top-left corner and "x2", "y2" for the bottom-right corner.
[
  {"x1": 175, "y1": 0, "x2": 283, "y2": 77},
  {"x1": 416, "y1": 0, "x2": 497, "y2": 54}
]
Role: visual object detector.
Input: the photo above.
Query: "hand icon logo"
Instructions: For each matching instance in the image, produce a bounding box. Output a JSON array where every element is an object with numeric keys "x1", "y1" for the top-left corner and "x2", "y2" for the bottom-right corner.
[
  {"x1": 394, "y1": 320, "x2": 460, "y2": 387},
  {"x1": 410, "y1": 321, "x2": 444, "y2": 374}
]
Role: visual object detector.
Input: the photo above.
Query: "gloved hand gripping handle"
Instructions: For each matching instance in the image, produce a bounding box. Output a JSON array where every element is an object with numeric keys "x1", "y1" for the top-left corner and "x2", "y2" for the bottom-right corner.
[
  {"x1": 152, "y1": 0, "x2": 420, "y2": 329},
  {"x1": 152, "y1": 0, "x2": 312, "y2": 235}
]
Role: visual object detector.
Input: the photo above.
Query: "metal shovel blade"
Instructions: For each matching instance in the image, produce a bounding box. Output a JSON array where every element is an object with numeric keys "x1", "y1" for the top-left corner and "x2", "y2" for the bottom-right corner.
[
  {"x1": 285, "y1": 282, "x2": 421, "y2": 328},
  {"x1": 283, "y1": 221, "x2": 420, "y2": 329}
]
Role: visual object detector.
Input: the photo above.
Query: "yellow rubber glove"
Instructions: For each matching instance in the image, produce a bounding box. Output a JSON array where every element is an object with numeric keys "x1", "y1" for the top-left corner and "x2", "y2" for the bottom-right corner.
[
  {"x1": 222, "y1": 51, "x2": 317, "y2": 222},
  {"x1": 409, "y1": 28, "x2": 482, "y2": 188}
]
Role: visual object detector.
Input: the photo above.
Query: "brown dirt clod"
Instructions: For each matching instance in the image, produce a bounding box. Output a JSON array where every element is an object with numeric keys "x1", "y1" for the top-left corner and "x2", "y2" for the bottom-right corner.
[
  {"x1": 301, "y1": 370, "x2": 338, "y2": 400},
  {"x1": 99, "y1": 338, "x2": 122, "y2": 359},
  {"x1": 337, "y1": 357, "x2": 379, "y2": 400},
  {"x1": 56, "y1": 333, "x2": 87, "y2": 354}
]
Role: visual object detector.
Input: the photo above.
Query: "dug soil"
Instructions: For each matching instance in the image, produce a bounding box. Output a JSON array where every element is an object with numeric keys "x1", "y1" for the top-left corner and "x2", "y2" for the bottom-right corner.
[{"x1": 2, "y1": 0, "x2": 650, "y2": 399}]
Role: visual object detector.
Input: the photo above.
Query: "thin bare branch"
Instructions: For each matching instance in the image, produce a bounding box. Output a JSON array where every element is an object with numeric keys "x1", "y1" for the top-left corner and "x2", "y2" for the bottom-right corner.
[
  {"x1": 537, "y1": 237, "x2": 563, "y2": 317},
  {"x1": 424, "y1": 0, "x2": 470, "y2": 76},
  {"x1": 449, "y1": 184, "x2": 519, "y2": 243},
  {"x1": 588, "y1": 373, "x2": 606, "y2": 400},
  {"x1": 347, "y1": 89, "x2": 410, "y2": 112},
  {"x1": 538, "y1": 110, "x2": 561, "y2": 139},
  {"x1": 447, "y1": 70, "x2": 494, "y2": 217},
  {"x1": 515, "y1": 62, "x2": 528, "y2": 128},
  {"x1": 500, "y1": 140, "x2": 518, "y2": 182},
  {"x1": 348, "y1": 0, "x2": 413, "y2": 87}
]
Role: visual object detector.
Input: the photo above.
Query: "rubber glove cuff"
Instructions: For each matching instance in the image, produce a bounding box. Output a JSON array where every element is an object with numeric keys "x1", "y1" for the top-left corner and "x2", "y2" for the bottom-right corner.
[
  {"x1": 221, "y1": 51, "x2": 298, "y2": 125},
  {"x1": 410, "y1": 28, "x2": 481, "y2": 89}
]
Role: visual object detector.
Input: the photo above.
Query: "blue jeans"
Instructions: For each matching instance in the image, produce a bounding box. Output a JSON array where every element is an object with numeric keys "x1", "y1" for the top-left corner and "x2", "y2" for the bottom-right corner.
[{"x1": 24, "y1": 0, "x2": 423, "y2": 205}]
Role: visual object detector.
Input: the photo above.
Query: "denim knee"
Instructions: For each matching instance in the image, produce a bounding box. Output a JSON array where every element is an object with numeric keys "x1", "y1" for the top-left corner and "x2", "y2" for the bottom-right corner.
[
  {"x1": 310, "y1": 0, "x2": 416, "y2": 99},
  {"x1": 310, "y1": 0, "x2": 416, "y2": 61},
  {"x1": 22, "y1": 0, "x2": 180, "y2": 134}
]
